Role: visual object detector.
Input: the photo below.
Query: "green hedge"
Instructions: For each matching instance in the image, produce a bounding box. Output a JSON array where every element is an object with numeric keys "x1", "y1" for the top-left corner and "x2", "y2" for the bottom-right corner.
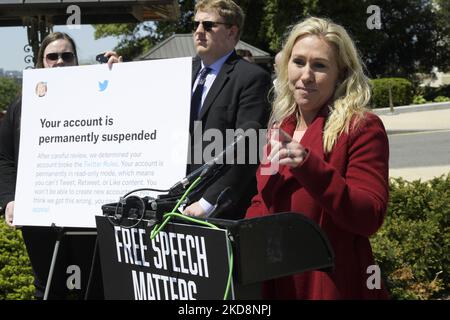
[
  {"x1": 0, "y1": 219, "x2": 35, "y2": 300},
  {"x1": 371, "y1": 174, "x2": 450, "y2": 300},
  {"x1": 371, "y1": 78, "x2": 413, "y2": 109},
  {"x1": 0, "y1": 77, "x2": 21, "y2": 113}
]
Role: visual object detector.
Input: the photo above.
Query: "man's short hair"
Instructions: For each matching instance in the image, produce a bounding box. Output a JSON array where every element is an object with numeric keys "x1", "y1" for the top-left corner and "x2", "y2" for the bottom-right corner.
[{"x1": 195, "y1": 0, "x2": 245, "y2": 41}]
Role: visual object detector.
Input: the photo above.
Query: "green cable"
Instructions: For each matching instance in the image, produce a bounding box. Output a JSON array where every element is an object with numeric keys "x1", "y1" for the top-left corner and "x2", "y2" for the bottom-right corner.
[
  {"x1": 149, "y1": 176, "x2": 234, "y2": 300},
  {"x1": 150, "y1": 176, "x2": 202, "y2": 239}
]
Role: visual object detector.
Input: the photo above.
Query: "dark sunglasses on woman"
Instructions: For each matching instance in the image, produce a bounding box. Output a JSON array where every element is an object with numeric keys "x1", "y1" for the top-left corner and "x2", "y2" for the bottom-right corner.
[{"x1": 45, "y1": 52, "x2": 75, "y2": 62}]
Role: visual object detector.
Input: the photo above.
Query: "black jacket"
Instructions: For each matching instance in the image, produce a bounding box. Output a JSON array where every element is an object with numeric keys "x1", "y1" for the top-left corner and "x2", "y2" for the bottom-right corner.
[
  {"x1": 189, "y1": 51, "x2": 271, "y2": 219},
  {"x1": 0, "y1": 97, "x2": 21, "y2": 212}
]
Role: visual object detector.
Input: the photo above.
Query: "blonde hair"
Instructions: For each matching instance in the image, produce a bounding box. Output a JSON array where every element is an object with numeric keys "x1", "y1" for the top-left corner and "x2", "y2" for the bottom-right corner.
[{"x1": 270, "y1": 17, "x2": 371, "y2": 153}]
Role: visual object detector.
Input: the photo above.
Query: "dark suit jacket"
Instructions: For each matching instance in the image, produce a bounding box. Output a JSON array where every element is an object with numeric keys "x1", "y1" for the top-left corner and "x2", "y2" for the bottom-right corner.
[
  {"x1": 189, "y1": 51, "x2": 271, "y2": 219},
  {"x1": 0, "y1": 97, "x2": 21, "y2": 211},
  {"x1": 247, "y1": 107, "x2": 390, "y2": 299}
]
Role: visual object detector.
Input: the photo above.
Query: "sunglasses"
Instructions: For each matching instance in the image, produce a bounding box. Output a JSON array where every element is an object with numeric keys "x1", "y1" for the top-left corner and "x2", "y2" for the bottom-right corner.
[
  {"x1": 194, "y1": 20, "x2": 231, "y2": 32},
  {"x1": 45, "y1": 52, "x2": 75, "y2": 62}
]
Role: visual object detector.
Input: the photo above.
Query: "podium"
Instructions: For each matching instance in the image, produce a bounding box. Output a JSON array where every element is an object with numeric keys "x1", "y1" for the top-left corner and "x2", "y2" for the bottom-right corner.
[
  {"x1": 212, "y1": 213, "x2": 334, "y2": 299},
  {"x1": 95, "y1": 211, "x2": 334, "y2": 300}
]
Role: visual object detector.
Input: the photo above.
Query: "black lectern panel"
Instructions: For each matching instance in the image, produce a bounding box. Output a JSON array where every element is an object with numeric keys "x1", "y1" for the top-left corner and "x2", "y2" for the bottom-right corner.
[
  {"x1": 208, "y1": 212, "x2": 334, "y2": 285},
  {"x1": 95, "y1": 216, "x2": 231, "y2": 300}
]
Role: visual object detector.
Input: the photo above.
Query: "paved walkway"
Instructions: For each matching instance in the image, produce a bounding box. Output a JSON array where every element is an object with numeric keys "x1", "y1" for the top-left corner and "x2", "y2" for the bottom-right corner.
[
  {"x1": 378, "y1": 108, "x2": 450, "y2": 134},
  {"x1": 374, "y1": 105, "x2": 450, "y2": 181}
]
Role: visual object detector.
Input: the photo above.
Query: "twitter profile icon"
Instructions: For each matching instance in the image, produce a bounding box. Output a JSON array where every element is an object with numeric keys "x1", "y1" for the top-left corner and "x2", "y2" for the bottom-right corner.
[{"x1": 98, "y1": 80, "x2": 109, "y2": 92}]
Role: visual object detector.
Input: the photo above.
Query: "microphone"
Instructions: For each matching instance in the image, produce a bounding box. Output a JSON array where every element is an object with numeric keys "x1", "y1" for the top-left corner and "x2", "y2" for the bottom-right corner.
[{"x1": 168, "y1": 121, "x2": 261, "y2": 196}]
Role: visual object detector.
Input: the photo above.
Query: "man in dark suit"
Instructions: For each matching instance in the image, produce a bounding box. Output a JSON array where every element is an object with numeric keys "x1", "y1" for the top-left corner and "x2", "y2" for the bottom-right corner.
[{"x1": 183, "y1": 0, "x2": 271, "y2": 219}]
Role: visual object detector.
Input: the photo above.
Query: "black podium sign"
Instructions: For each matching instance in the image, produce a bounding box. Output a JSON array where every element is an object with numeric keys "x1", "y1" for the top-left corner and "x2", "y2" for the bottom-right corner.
[{"x1": 95, "y1": 216, "x2": 232, "y2": 300}]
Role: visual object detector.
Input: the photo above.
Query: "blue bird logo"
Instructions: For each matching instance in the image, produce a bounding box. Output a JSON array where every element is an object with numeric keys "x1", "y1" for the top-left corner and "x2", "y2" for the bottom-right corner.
[{"x1": 98, "y1": 80, "x2": 109, "y2": 92}]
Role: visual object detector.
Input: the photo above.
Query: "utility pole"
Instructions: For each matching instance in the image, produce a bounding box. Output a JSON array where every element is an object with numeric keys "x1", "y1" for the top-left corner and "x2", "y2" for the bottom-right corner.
[{"x1": 388, "y1": 83, "x2": 394, "y2": 113}]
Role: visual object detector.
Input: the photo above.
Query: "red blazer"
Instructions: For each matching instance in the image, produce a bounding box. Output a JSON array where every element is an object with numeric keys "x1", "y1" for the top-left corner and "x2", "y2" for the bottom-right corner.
[{"x1": 246, "y1": 106, "x2": 390, "y2": 299}]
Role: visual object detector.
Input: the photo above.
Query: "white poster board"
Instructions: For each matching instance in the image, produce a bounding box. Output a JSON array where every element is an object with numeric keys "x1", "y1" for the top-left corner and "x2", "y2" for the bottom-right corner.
[{"x1": 14, "y1": 58, "x2": 192, "y2": 228}]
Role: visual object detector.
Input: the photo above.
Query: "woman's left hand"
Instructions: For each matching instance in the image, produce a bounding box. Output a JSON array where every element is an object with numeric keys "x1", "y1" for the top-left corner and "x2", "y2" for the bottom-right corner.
[{"x1": 103, "y1": 51, "x2": 123, "y2": 69}]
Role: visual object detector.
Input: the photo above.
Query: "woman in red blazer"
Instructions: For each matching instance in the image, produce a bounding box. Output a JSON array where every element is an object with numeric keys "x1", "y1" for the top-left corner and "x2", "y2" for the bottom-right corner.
[{"x1": 246, "y1": 17, "x2": 390, "y2": 299}]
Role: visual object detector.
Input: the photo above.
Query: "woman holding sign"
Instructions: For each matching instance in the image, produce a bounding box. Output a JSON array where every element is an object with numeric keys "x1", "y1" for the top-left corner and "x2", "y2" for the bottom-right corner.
[
  {"x1": 245, "y1": 17, "x2": 390, "y2": 299},
  {"x1": 0, "y1": 32, "x2": 122, "y2": 299}
]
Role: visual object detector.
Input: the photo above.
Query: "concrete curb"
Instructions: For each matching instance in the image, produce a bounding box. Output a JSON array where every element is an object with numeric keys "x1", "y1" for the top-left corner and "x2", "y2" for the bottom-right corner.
[
  {"x1": 385, "y1": 129, "x2": 449, "y2": 135},
  {"x1": 372, "y1": 102, "x2": 450, "y2": 115}
]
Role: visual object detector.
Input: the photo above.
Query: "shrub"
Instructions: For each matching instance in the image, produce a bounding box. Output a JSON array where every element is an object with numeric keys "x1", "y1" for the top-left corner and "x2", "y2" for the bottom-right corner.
[
  {"x1": 0, "y1": 77, "x2": 21, "y2": 113},
  {"x1": 371, "y1": 78, "x2": 413, "y2": 109},
  {"x1": 433, "y1": 96, "x2": 450, "y2": 103},
  {"x1": 371, "y1": 174, "x2": 450, "y2": 300},
  {"x1": 412, "y1": 95, "x2": 429, "y2": 105},
  {"x1": 422, "y1": 84, "x2": 450, "y2": 101},
  {"x1": 0, "y1": 218, "x2": 35, "y2": 300}
]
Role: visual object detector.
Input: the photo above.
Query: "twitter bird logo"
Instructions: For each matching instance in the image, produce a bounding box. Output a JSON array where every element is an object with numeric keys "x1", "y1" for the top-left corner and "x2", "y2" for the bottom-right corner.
[{"x1": 98, "y1": 80, "x2": 109, "y2": 92}]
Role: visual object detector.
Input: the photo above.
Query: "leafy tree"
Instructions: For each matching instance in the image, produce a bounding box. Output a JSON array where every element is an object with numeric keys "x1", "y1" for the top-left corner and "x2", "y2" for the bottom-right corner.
[
  {"x1": 93, "y1": 0, "x2": 196, "y2": 60},
  {"x1": 261, "y1": 0, "x2": 319, "y2": 51},
  {"x1": 93, "y1": 23, "x2": 155, "y2": 61},
  {"x1": 434, "y1": 0, "x2": 450, "y2": 73},
  {"x1": 93, "y1": 0, "x2": 450, "y2": 79},
  {"x1": 356, "y1": 0, "x2": 450, "y2": 78},
  {"x1": 235, "y1": 0, "x2": 271, "y2": 51},
  {"x1": 261, "y1": 0, "x2": 449, "y2": 78},
  {"x1": 0, "y1": 77, "x2": 21, "y2": 113}
]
